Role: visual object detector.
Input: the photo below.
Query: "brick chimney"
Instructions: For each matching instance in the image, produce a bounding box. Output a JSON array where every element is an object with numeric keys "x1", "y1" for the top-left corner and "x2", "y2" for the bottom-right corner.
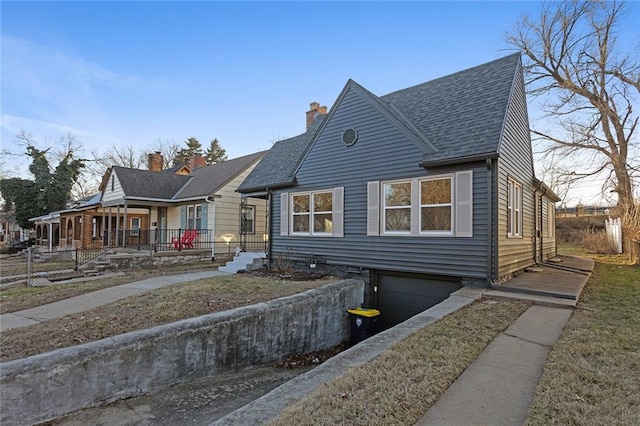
[
  {"x1": 306, "y1": 101, "x2": 327, "y2": 130},
  {"x1": 189, "y1": 155, "x2": 207, "y2": 172},
  {"x1": 148, "y1": 152, "x2": 163, "y2": 172}
]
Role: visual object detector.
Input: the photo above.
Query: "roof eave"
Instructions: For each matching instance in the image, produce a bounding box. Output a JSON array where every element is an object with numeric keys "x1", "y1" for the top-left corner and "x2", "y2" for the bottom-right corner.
[
  {"x1": 533, "y1": 178, "x2": 562, "y2": 202},
  {"x1": 237, "y1": 179, "x2": 297, "y2": 194},
  {"x1": 420, "y1": 152, "x2": 499, "y2": 169}
]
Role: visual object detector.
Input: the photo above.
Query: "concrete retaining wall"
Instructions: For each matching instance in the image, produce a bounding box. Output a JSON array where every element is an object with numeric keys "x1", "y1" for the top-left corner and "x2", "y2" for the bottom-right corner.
[
  {"x1": 0, "y1": 279, "x2": 364, "y2": 425},
  {"x1": 105, "y1": 250, "x2": 213, "y2": 269}
]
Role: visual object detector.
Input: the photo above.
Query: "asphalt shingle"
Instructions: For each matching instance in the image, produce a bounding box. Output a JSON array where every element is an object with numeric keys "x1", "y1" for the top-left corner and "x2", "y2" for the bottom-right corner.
[
  {"x1": 238, "y1": 53, "x2": 521, "y2": 193},
  {"x1": 237, "y1": 118, "x2": 325, "y2": 193},
  {"x1": 113, "y1": 167, "x2": 192, "y2": 200},
  {"x1": 175, "y1": 151, "x2": 265, "y2": 199}
]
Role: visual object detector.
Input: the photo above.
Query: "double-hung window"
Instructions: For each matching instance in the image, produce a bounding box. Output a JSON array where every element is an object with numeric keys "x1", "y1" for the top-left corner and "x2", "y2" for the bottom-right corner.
[
  {"x1": 368, "y1": 171, "x2": 472, "y2": 237},
  {"x1": 547, "y1": 202, "x2": 555, "y2": 237},
  {"x1": 130, "y1": 217, "x2": 140, "y2": 236},
  {"x1": 281, "y1": 188, "x2": 343, "y2": 237},
  {"x1": 292, "y1": 191, "x2": 333, "y2": 235},
  {"x1": 420, "y1": 177, "x2": 453, "y2": 233},
  {"x1": 187, "y1": 205, "x2": 202, "y2": 230},
  {"x1": 507, "y1": 179, "x2": 522, "y2": 238},
  {"x1": 383, "y1": 182, "x2": 412, "y2": 233},
  {"x1": 241, "y1": 205, "x2": 255, "y2": 234}
]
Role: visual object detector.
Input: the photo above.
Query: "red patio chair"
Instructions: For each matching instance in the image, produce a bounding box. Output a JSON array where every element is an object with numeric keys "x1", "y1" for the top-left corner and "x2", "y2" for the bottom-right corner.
[{"x1": 172, "y1": 229, "x2": 197, "y2": 249}]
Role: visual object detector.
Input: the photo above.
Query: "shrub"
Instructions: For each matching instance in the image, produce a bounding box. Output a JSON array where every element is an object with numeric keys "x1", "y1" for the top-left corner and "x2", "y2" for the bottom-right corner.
[{"x1": 582, "y1": 230, "x2": 618, "y2": 255}]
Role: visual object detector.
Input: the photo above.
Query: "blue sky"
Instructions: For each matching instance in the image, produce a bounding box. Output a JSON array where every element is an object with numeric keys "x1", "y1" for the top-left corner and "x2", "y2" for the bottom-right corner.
[{"x1": 1, "y1": 1, "x2": 638, "y2": 206}]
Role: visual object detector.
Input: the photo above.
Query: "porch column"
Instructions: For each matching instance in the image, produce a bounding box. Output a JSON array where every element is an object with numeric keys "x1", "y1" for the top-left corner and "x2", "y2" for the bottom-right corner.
[
  {"x1": 48, "y1": 221, "x2": 53, "y2": 253},
  {"x1": 123, "y1": 203, "x2": 128, "y2": 247},
  {"x1": 116, "y1": 206, "x2": 121, "y2": 246},
  {"x1": 108, "y1": 207, "x2": 112, "y2": 247}
]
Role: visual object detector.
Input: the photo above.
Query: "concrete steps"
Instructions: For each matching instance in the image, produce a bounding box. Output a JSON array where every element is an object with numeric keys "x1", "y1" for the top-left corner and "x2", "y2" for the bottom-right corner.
[{"x1": 219, "y1": 252, "x2": 266, "y2": 274}]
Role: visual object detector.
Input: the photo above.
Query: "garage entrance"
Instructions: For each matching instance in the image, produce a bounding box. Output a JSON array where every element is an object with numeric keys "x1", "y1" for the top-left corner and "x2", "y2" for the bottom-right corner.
[{"x1": 373, "y1": 271, "x2": 462, "y2": 330}]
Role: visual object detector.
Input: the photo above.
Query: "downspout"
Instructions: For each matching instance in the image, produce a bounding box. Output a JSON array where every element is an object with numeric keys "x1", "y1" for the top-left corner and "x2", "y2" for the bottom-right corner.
[
  {"x1": 267, "y1": 189, "x2": 273, "y2": 268},
  {"x1": 537, "y1": 186, "x2": 549, "y2": 263},
  {"x1": 486, "y1": 158, "x2": 494, "y2": 285}
]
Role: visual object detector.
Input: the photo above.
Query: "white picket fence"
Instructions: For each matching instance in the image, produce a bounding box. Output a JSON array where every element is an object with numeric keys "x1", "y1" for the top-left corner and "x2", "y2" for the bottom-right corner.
[{"x1": 605, "y1": 217, "x2": 623, "y2": 254}]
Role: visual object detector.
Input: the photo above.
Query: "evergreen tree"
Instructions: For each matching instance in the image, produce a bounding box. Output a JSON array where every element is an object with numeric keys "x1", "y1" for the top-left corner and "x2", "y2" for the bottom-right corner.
[
  {"x1": 0, "y1": 142, "x2": 84, "y2": 229},
  {"x1": 173, "y1": 137, "x2": 203, "y2": 166},
  {"x1": 204, "y1": 138, "x2": 228, "y2": 164}
]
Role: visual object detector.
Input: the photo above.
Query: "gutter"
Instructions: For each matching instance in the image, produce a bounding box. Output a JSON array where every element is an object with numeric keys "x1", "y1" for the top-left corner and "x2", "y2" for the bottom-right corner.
[
  {"x1": 420, "y1": 152, "x2": 499, "y2": 169},
  {"x1": 103, "y1": 195, "x2": 210, "y2": 205},
  {"x1": 237, "y1": 179, "x2": 296, "y2": 195}
]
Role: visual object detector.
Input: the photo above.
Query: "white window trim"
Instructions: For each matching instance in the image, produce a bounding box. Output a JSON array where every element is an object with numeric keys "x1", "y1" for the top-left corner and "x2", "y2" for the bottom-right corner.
[
  {"x1": 130, "y1": 217, "x2": 140, "y2": 236},
  {"x1": 547, "y1": 202, "x2": 555, "y2": 237},
  {"x1": 368, "y1": 171, "x2": 472, "y2": 238},
  {"x1": 382, "y1": 179, "x2": 413, "y2": 235},
  {"x1": 242, "y1": 205, "x2": 255, "y2": 235},
  {"x1": 419, "y1": 175, "x2": 454, "y2": 236},
  {"x1": 507, "y1": 178, "x2": 523, "y2": 238},
  {"x1": 290, "y1": 190, "x2": 334, "y2": 236},
  {"x1": 282, "y1": 188, "x2": 343, "y2": 237},
  {"x1": 187, "y1": 205, "x2": 202, "y2": 230}
]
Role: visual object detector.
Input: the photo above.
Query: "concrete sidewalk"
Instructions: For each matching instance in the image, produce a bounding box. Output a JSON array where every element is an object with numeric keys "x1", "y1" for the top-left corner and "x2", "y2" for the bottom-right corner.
[
  {"x1": 415, "y1": 305, "x2": 573, "y2": 426},
  {"x1": 0, "y1": 270, "x2": 229, "y2": 332}
]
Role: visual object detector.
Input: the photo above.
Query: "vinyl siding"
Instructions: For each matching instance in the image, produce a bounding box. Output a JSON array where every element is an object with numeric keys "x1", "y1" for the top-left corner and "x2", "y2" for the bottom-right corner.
[
  {"x1": 101, "y1": 172, "x2": 125, "y2": 204},
  {"x1": 214, "y1": 164, "x2": 267, "y2": 247},
  {"x1": 271, "y1": 87, "x2": 489, "y2": 280},
  {"x1": 542, "y1": 198, "x2": 557, "y2": 259},
  {"x1": 496, "y1": 63, "x2": 537, "y2": 278}
]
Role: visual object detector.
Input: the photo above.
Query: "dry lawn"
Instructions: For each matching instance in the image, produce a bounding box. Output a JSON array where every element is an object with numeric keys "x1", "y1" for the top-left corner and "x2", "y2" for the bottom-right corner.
[
  {"x1": 270, "y1": 299, "x2": 530, "y2": 426},
  {"x1": 0, "y1": 274, "x2": 333, "y2": 362},
  {"x1": 0, "y1": 263, "x2": 218, "y2": 314},
  {"x1": 526, "y1": 252, "x2": 640, "y2": 425}
]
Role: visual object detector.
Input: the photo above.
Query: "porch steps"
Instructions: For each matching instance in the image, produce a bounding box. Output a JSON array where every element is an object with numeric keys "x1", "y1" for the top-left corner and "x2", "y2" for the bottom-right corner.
[{"x1": 218, "y1": 252, "x2": 266, "y2": 274}]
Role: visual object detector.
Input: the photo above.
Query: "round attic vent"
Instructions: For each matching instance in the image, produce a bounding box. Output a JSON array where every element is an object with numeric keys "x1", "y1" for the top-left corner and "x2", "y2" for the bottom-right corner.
[{"x1": 342, "y1": 128, "x2": 358, "y2": 147}]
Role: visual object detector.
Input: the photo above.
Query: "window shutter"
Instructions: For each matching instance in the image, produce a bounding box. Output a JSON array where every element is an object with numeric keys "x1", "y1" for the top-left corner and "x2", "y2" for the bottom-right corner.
[
  {"x1": 280, "y1": 193, "x2": 289, "y2": 236},
  {"x1": 180, "y1": 206, "x2": 186, "y2": 229},
  {"x1": 367, "y1": 181, "x2": 380, "y2": 236},
  {"x1": 201, "y1": 203, "x2": 208, "y2": 230},
  {"x1": 455, "y1": 171, "x2": 473, "y2": 237},
  {"x1": 333, "y1": 187, "x2": 344, "y2": 237}
]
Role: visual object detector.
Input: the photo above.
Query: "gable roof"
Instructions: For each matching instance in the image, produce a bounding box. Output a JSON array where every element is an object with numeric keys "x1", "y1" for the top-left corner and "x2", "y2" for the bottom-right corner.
[
  {"x1": 383, "y1": 53, "x2": 521, "y2": 165},
  {"x1": 113, "y1": 167, "x2": 192, "y2": 200},
  {"x1": 239, "y1": 53, "x2": 522, "y2": 193},
  {"x1": 237, "y1": 118, "x2": 325, "y2": 193},
  {"x1": 174, "y1": 151, "x2": 266, "y2": 199},
  {"x1": 238, "y1": 53, "x2": 521, "y2": 193}
]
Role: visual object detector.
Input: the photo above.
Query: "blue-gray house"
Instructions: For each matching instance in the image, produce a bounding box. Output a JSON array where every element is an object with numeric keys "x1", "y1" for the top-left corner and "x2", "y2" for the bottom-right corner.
[{"x1": 238, "y1": 54, "x2": 560, "y2": 328}]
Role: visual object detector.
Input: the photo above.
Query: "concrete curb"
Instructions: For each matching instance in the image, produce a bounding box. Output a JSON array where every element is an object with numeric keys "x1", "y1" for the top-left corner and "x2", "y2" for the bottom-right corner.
[{"x1": 211, "y1": 287, "x2": 484, "y2": 425}]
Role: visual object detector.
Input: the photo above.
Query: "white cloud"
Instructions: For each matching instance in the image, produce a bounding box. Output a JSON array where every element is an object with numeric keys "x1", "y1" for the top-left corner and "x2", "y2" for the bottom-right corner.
[{"x1": 1, "y1": 36, "x2": 174, "y2": 149}]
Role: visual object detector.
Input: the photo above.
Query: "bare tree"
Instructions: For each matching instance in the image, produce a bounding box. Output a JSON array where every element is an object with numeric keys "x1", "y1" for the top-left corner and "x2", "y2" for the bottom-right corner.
[
  {"x1": 148, "y1": 138, "x2": 181, "y2": 169},
  {"x1": 506, "y1": 0, "x2": 639, "y2": 210}
]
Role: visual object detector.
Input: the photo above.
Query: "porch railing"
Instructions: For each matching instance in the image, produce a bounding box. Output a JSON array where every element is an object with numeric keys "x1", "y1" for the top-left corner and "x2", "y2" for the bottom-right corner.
[{"x1": 99, "y1": 228, "x2": 267, "y2": 256}]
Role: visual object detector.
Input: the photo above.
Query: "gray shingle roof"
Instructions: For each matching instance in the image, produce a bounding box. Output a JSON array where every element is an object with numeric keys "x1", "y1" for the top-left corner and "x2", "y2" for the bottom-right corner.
[
  {"x1": 237, "y1": 118, "x2": 325, "y2": 193},
  {"x1": 114, "y1": 167, "x2": 192, "y2": 200},
  {"x1": 382, "y1": 53, "x2": 521, "y2": 163},
  {"x1": 174, "y1": 151, "x2": 266, "y2": 199},
  {"x1": 238, "y1": 53, "x2": 521, "y2": 193}
]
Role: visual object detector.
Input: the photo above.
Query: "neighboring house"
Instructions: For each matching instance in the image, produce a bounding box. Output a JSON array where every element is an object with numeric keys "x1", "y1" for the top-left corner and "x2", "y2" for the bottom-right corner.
[
  {"x1": 0, "y1": 211, "x2": 30, "y2": 246},
  {"x1": 32, "y1": 152, "x2": 267, "y2": 256},
  {"x1": 238, "y1": 54, "x2": 560, "y2": 328},
  {"x1": 98, "y1": 151, "x2": 267, "y2": 255}
]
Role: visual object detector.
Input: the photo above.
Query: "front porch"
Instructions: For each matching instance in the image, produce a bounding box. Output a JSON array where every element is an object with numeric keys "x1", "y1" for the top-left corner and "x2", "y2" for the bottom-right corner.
[{"x1": 80, "y1": 228, "x2": 268, "y2": 259}]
